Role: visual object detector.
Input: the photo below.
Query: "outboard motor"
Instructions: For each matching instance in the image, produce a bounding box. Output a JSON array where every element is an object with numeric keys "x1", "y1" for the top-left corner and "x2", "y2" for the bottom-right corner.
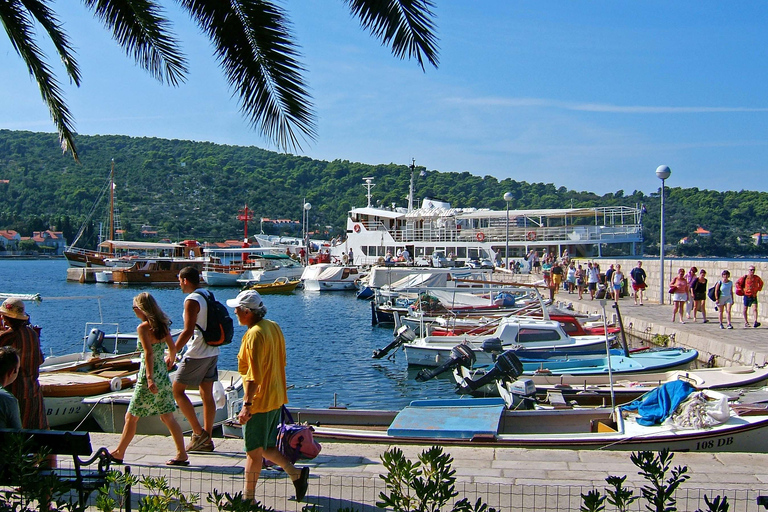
[
  {"x1": 372, "y1": 325, "x2": 417, "y2": 359},
  {"x1": 87, "y1": 328, "x2": 106, "y2": 354},
  {"x1": 415, "y1": 343, "x2": 477, "y2": 382},
  {"x1": 480, "y1": 337, "x2": 504, "y2": 356},
  {"x1": 503, "y1": 378, "x2": 537, "y2": 410},
  {"x1": 463, "y1": 349, "x2": 525, "y2": 392}
]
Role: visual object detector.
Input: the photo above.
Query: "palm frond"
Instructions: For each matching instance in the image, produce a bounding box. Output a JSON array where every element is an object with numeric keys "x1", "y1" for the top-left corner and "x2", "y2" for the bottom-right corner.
[
  {"x1": 83, "y1": 0, "x2": 187, "y2": 86},
  {"x1": 0, "y1": 0, "x2": 79, "y2": 160},
  {"x1": 345, "y1": 0, "x2": 439, "y2": 71},
  {"x1": 180, "y1": 0, "x2": 316, "y2": 152},
  {"x1": 20, "y1": 0, "x2": 81, "y2": 85}
]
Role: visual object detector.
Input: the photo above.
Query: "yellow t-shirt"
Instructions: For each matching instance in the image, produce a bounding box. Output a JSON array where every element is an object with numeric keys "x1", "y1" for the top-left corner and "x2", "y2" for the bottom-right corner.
[{"x1": 237, "y1": 319, "x2": 288, "y2": 413}]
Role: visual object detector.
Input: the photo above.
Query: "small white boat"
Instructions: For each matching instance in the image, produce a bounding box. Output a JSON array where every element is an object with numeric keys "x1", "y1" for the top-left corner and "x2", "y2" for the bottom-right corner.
[
  {"x1": 82, "y1": 370, "x2": 243, "y2": 435},
  {"x1": 41, "y1": 352, "x2": 141, "y2": 427},
  {"x1": 301, "y1": 264, "x2": 364, "y2": 291},
  {"x1": 398, "y1": 318, "x2": 611, "y2": 367}
]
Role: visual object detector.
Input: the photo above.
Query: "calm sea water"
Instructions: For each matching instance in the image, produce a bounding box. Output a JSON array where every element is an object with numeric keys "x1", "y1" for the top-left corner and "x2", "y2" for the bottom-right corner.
[{"x1": 0, "y1": 259, "x2": 458, "y2": 409}]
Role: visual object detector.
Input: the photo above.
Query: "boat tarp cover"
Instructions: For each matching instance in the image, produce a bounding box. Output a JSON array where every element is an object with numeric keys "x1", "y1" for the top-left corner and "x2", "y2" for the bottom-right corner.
[
  {"x1": 620, "y1": 380, "x2": 696, "y2": 426},
  {"x1": 429, "y1": 289, "x2": 494, "y2": 308},
  {"x1": 389, "y1": 273, "x2": 448, "y2": 291},
  {"x1": 388, "y1": 398, "x2": 506, "y2": 439}
]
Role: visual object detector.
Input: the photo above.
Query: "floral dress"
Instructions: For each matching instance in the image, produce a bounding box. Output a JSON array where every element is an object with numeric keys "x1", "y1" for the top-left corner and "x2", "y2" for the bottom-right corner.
[{"x1": 127, "y1": 340, "x2": 176, "y2": 417}]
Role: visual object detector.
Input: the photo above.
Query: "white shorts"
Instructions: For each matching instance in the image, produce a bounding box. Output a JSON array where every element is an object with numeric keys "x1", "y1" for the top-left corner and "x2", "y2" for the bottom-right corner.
[{"x1": 672, "y1": 292, "x2": 688, "y2": 302}]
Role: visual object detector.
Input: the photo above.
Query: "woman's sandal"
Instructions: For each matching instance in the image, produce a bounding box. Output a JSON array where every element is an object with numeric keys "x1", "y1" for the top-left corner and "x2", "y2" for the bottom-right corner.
[
  {"x1": 166, "y1": 459, "x2": 190, "y2": 466},
  {"x1": 107, "y1": 452, "x2": 124, "y2": 465}
]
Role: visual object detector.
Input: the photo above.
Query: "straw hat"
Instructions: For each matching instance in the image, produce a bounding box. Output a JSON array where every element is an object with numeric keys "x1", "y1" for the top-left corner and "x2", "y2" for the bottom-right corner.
[{"x1": 0, "y1": 298, "x2": 29, "y2": 321}]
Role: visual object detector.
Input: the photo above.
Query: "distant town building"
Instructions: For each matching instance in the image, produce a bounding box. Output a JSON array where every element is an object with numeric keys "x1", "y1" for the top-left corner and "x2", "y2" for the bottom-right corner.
[
  {"x1": 753, "y1": 233, "x2": 768, "y2": 245},
  {"x1": 694, "y1": 227, "x2": 711, "y2": 236},
  {"x1": 30, "y1": 230, "x2": 67, "y2": 254},
  {"x1": 0, "y1": 230, "x2": 21, "y2": 251}
]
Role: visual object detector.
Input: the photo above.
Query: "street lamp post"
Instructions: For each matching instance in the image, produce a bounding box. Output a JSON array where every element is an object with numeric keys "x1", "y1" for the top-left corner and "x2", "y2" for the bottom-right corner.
[
  {"x1": 656, "y1": 165, "x2": 671, "y2": 305},
  {"x1": 504, "y1": 192, "x2": 513, "y2": 269}
]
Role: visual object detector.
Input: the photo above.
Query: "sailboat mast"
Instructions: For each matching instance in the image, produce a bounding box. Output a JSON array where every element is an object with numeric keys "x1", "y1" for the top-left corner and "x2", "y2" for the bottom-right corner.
[{"x1": 109, "y1": 159, "x2": 115, "y2": 246}]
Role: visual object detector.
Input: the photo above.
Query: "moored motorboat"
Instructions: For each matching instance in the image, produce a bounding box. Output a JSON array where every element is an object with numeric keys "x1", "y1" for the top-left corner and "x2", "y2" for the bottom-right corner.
[
  {"x1": 394, "y1": 317, "x2": 614, "y2": 368},
  {"x1": 302, "y1": 264, "x2": 364, "y2": 291},
  {"x1": 81, "y1": 370, "x2": 243, "y2": 435},
  {"x1": 245, "y1": 276, "x2": 301, "y2": 294},
  {"x1": 307, "y1": 393, "x2": 768, "y2": 453},
  {"x1": 41, "y1": 351, "x2": 141, "y2": 427}
]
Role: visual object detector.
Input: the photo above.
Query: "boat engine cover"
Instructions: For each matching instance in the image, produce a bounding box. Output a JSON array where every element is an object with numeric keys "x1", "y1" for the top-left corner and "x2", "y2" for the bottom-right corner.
[
  {"x1": 481, "y1": 338, "x2": 503, "y2": 354},
  {"x1": 509, "y1": 378, "x2": 536, "y2": 397}
]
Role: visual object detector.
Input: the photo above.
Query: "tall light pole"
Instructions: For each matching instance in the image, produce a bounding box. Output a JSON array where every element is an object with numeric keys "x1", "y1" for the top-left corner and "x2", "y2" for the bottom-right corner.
[
  {"x1": 504, "y1": 192, "x2": 513, "y2": 269},
  {"x1": 656, "y1": 165, "x2": 671, "y2": 305}
]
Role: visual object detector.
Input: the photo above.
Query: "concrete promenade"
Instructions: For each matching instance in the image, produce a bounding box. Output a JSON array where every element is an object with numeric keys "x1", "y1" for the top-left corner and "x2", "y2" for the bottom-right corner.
[{"x1": 81, "y1": 431, "x2": 768, "y2": 511}]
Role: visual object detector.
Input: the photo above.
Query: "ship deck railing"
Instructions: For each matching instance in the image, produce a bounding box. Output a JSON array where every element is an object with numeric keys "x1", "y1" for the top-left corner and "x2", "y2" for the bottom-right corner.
[{"x1": 359, "y1": 221, "x2": 642, "y2": 244}]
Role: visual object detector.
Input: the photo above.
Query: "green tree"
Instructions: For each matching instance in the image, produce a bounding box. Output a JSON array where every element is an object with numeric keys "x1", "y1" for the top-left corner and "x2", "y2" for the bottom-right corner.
[{"x1": 3, "y1": 0, "x2": 439, "y2": 161}]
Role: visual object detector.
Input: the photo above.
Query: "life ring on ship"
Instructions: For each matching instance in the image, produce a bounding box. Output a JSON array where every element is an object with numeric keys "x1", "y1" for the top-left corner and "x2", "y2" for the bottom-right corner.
[
  {"x1": 353, "y1": 224, "x2": 361, "y2": 233},
  {"x1": 476, "y1": 232, "x2": 485, "y2": 242},
  {"x1": 526, "y1": 231, "x2": 537, "y2": 241}
]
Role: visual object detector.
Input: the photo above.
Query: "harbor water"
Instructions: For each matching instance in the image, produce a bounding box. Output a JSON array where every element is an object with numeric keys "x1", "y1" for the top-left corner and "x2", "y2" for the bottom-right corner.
[{"x1": 0, "y1": 259, "x2": 459, "y2": 409}]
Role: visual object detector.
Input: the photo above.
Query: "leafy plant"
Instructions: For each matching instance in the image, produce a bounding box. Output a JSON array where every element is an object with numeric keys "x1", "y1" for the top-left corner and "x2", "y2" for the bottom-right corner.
[
  {"x1": 605, "y1": 475, "x2": 638, "y2": 512},
  {"x1": 580, "y1": 489, "x2": 606, "y2": 512},
  {"x1": 136, "y1": 475, "x2": 198, "y2": 512},
  {"x1": 206, "y1": 489, "x2": 275, "y2": 511},
  {"x1": 95, "y1": 470, "x2": 138, "y2": 512},
  {"x1": 377, "y1": 446, "x2": 497, "y2": 512},
  {"x1": 696, "y1": 494, "x2": 729, "y2": 512},
  {"x1": 631, "y1": 449, "x2": 689, "y2": 512}
]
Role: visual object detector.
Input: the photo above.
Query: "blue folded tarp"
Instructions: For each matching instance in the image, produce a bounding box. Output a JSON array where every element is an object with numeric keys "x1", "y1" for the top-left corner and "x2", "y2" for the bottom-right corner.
[{"x1": 620, "y1": 380, "x2": 696, "y2": 426}]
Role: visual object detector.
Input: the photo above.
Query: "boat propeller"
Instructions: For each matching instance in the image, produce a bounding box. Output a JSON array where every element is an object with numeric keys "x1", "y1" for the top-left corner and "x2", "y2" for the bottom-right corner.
[
  {"x1": 372, "y1": 325, "x2": 417, "y2": 359},
  {"x1": 463, "y1": 350, "x2": 525, "y2": 392},
  {"x1": 415, "y1": 343, "x2": 477, "y2": 382}
]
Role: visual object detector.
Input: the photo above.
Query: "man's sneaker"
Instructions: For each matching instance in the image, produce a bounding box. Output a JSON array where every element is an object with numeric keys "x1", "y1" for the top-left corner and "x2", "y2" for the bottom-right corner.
[
  {"x1": 746, "y1": 322, "x2": 752, "y2": 328},
  {"x1": 293, "y1": 467, "x2": 310, "y2": 502},
  {"x1": 719, "y1": 323, "x2": 725, "y2": 329},
  {"x1": 755, "y1": 322, "x2": 762, "y2": 328},
  {"x1": 186, "y1": 430, "x2": 215, "y2": 452},
  {"x1": 727, "y1": 324, "x2": 733, "y2": 329}
]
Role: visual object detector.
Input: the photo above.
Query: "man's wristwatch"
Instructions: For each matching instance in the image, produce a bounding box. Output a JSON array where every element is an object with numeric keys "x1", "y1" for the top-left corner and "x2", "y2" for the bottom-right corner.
[{"x1": 243, "y1": 402, "x2": 252, "y2": 407}]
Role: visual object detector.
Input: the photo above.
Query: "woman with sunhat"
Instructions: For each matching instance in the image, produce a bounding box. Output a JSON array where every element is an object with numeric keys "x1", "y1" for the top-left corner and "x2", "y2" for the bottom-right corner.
[{"x1": 0, "y1": 297, "x2": 47, "y2": 430}]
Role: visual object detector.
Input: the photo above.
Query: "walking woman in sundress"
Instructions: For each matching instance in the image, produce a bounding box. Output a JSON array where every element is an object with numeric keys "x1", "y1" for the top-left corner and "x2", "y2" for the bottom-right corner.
[{"x1": 109, "y1": 292, "x2": 189, "y2": 466}]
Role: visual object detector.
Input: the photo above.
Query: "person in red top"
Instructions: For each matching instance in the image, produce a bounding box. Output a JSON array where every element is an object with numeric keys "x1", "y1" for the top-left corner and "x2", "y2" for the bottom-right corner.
[
  {"x1": 741, "y1": 265, "x2": 764, "y2": 328},
  {"x1": 669, "y1": 268, "x2": 689, "y2": 324}
]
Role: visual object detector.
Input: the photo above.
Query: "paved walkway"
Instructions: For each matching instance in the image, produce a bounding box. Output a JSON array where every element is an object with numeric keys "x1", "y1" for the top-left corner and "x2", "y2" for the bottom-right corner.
[
  {"x1": 556, "y1": 291, "x2": 768, "y2": 367},
  {"x1": 79, "y1": 432, "x2": 768, "y2": 511}
]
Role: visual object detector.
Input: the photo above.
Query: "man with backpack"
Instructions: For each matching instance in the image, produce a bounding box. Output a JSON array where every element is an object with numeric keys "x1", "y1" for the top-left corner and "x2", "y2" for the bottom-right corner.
[
  {"x1": 738, "y1": 265, "x2": 764, "y2": 328},
  {"x1": 227, "y1": 289, "x2": 310, "y2": 503},
  {"x1": 171, "y1": 266, "x2": 220, "y2": 452}
]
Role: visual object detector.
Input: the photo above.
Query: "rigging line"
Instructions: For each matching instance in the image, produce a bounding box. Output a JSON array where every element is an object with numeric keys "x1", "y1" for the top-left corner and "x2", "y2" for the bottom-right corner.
[{"x1": 69, "y1": 176, "x2": 112, "y2": 248}]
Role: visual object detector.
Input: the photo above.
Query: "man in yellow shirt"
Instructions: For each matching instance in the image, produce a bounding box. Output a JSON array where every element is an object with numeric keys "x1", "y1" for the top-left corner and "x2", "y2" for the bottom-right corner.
[{"x1": 227, "y1": 290, "x2": 309, "y2": 502}]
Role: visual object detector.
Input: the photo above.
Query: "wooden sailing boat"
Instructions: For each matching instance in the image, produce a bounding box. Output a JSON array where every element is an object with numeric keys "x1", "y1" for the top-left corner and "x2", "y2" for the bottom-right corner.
[{"x1": 64, "y1": 159, "x2": 121, "y2": 268}]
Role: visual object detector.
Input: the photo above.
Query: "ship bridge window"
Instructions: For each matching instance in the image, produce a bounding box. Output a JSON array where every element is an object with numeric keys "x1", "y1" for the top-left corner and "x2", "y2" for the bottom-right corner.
[
  {"x1": 456, "y1": 247, "x2": 467, "y2": 258},
  {"x1": 360, "y1": 247, "x2": 369, "y2": 256},
  {"x1": 518, "y1": 328, "x2": 562, "y2": 343}
]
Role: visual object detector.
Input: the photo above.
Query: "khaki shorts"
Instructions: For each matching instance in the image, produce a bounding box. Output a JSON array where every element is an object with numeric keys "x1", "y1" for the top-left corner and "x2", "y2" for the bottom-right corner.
[
  {"x1": 174, "y1": 355, "x2": 218, "y2": 386},
  {"x1": 243, "y1": 408, "x2": 281, "y2": 452}
]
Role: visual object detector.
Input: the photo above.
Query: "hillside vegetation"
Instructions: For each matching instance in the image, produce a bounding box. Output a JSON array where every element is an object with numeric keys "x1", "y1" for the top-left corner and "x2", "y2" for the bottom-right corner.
[{"x1": 0, "y1": 129, "x2": 766, "y2": 257}]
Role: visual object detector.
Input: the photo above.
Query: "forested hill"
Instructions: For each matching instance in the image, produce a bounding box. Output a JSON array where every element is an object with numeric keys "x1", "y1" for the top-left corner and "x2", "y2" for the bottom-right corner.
[{"x1": 0, "y1": 129, "x2": 766, "y2": 257}]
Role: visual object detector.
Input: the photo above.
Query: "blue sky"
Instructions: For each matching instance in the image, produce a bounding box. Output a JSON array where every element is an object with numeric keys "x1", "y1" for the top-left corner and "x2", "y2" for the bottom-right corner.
[{"x1": 2, "y1": 1, "x2": 767, "y2": 195}]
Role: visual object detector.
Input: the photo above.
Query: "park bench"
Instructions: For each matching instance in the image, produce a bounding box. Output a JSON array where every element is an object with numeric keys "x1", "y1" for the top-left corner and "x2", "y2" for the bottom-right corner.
[{"x1": 0, "y1": 429, "x2": 131, "y2": 509}]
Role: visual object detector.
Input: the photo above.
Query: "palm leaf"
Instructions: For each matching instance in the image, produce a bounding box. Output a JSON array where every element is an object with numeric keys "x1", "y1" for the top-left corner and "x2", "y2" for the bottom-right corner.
[
  {"x1": 345, "y1": 0, "x2": 439, "y2": 70},
  {"x1": 180, "y1": 0, "x2": 316, "y2": 152},
  {"x1": 83, "y1": 0, "x2": 187, "y2": 86},
  {"x1": 0, "y1": 0, "x2": 79, "y2": 160}
]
